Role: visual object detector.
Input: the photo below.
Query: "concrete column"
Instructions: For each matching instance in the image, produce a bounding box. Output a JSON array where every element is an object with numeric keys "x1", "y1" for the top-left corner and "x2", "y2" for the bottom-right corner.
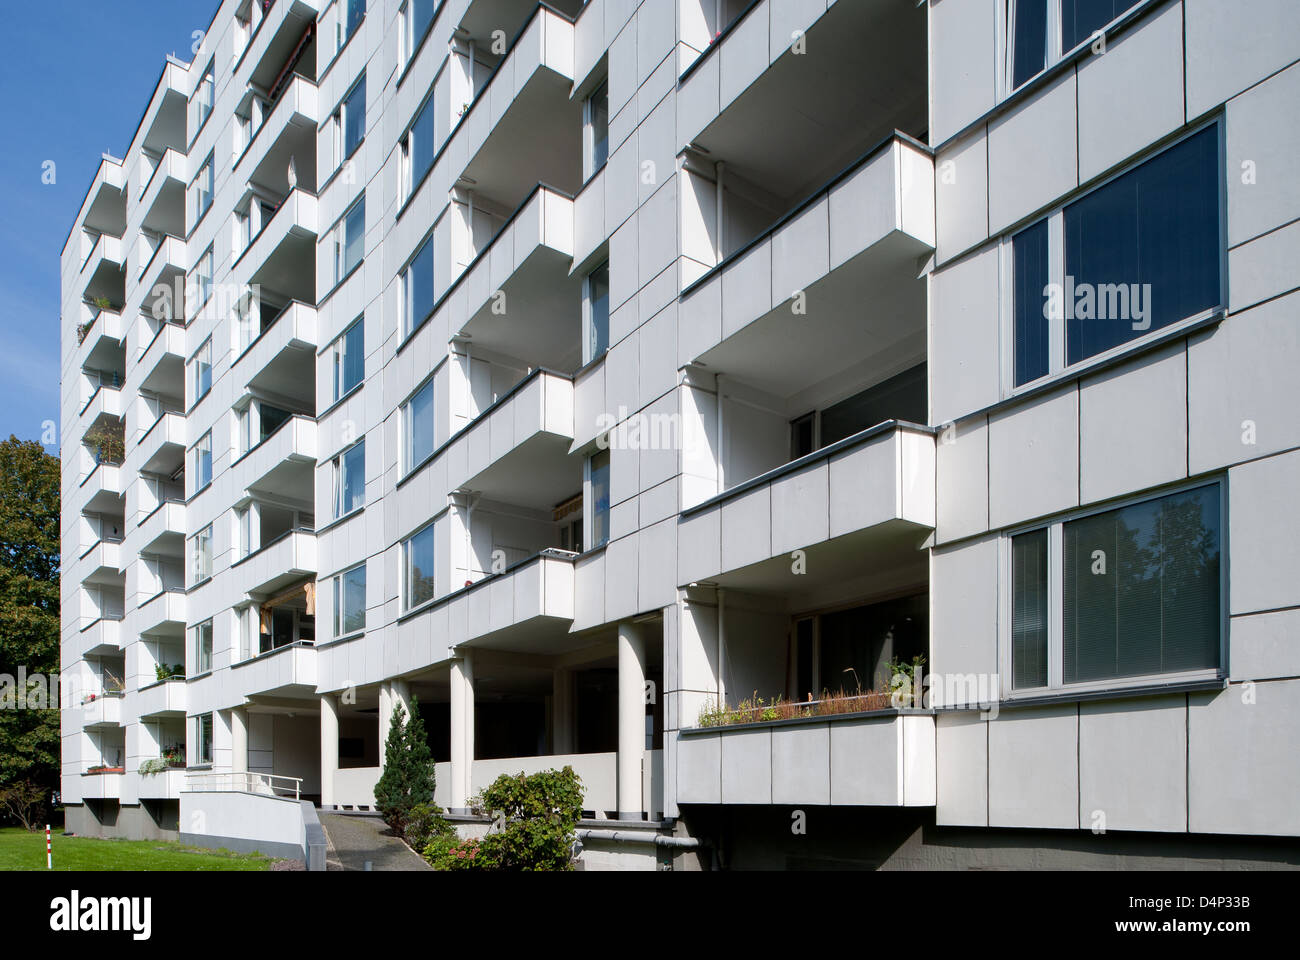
[
  {"x1": 618, "y1": 621, "x2": 646, "y2": 820},
  {"x1": 231, "y1": 707, "x2": 248, "y2": 773},
  {"x1": 378, "y1": 681, "x2": 392, "y2": 747},
  {"x1": 390, "y1": 678, "x2": 412, "y2": 725},
  {"x1": 449, "y1": 653, "x2": 475, "y2": 813},
  {"x1": 320, "y1": 694, "x2": 339, "y2": 809},
  {"x1": 552, "y1": 667, "x2": 574, "y2": 755}
]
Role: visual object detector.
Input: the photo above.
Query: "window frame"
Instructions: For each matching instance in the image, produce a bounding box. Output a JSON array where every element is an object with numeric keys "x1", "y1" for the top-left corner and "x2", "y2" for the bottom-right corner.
[
  {"x1": 193, "y1": 429, "x2": 213, "y2": 491},
  {"x1": 332, "y1": 562, "x2": 367, "y2": 638},
  {"x1": 585, "y1": 448, "x2": 611, "y2": 550},
  {"x1": 194, "y1": 619, "x2": 214, "y2": 675},
  {"x1": 334, "y1": 72, "x2": 367, "y2": 169},
  {"x1": 192, "y1": 337, "x2": 213, "y2": 402},
  {"x1": 999, "y1": 478, "x2": 1228, "y2": 701},
  {"x1": 402, "y1": 520, "x2": 437, "y2": 611},
  {"x1": 192, "y1": 61, "x2": 215, "y2": 142},
  {"x1": 331, "y1": 438, "x2": 366, "y2": 520},
  {"x1": 1000, "y1": 118, "x2": 1226, "y2": 398},
  {"x1": 582, "y1": 260, "x2": 610, "y2": 364},
  {"x1": 401, "y1": 375, "x2": 435, "y2": 475},
  {"x1": 189, "y1": 153, "x2": 214, "y2": 230},
  {"x1": 331, "y1": 316, "x2": 365, "y2": 402},
  {"x1": 191, "y1": 523, "x2": 214, "y2": 584},
  {"x1": 583, "y1": 80, "x2": 609, "y2": 181},
  {"x1": 195, "y1": 712, "x2": 214, "y2": 765},
  {"x1": 1000, "y1": 0, "x2": 1141, "y2": 98},
  {"x1": 333, "y1": 193, "x2": 366, "y2": 286}
]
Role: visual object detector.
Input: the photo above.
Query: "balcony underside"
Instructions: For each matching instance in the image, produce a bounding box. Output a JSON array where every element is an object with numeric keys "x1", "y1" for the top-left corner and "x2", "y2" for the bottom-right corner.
[{"x1": 462, "y1": 431, "x2": 580, "y2": 512}]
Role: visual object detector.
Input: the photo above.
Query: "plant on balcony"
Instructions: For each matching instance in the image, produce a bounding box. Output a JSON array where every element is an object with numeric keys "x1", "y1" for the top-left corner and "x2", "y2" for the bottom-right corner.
[
  {"x1": 373, "y1": 699, "x2": 437, "y2": 839},
  {"x1": 84, "y1": 421, "x2": 125, "y2": 466},
  {"x1": 139, "y1": 758, "x2": 168, "y2": 775},
  {"x1": 162, "y1": 744, "x2": 185, "y2": 767},
  {"x1": 154, "y1": 663, "x2": 185, "y2": 682},
  {"x1": 85, "y1": 765, "x2": 124, "y2": 775}
]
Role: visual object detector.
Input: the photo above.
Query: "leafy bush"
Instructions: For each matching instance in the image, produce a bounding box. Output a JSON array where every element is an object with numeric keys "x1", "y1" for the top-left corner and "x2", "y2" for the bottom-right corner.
[
  {"x1": 0, "y1": 781, "x2": 46, "y2": 831},
  {"x1": 424, "y1": 834, "x2": 491, "y2": 870},
  {"x1": 404, "y1": 801, "x2": 454, "y2": 852},
  {"x1": 469, "y1": 767, "x2": 584, "y2": 871},
  {"x1": 373, "y1": 699, "x2": 436, "y2": 839},
  {"x1": 139, "y1": 758, "x2": 168, "y2": 775}
]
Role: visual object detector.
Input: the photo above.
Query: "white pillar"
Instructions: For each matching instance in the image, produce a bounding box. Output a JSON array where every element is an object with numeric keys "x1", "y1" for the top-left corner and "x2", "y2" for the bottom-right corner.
[
  {"x1": 378, "y1": 682, "x2": 392, "y2": 748},
  {"x1": 231, "y1": 707, "x2": 248, "y2": 773},
  {"x1": 618, "y1": 621, "x2": 646, "y2": 820},
  {"x1": 320, "y1": 694, "x2": 339, "y2": 809},
  {"x1": 390, "y1": 678, "x2": 411, "y2": 724},
  {"x1": 449, "y1": 654, "x2": 474, "y2": 813}
]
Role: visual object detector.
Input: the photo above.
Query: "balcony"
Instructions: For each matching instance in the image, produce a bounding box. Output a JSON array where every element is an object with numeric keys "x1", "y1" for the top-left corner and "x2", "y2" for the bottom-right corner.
[
  {"x1": 681, "y1": 134, "x2": 934, "y2": 388},
  {"x1": 79, "y1": 383, "x2": 122, "y2": 433},
  {"x1": 79, "y1": 616, "x2": 123, "y2": 657},
  {"x1": 80, "y1": 769, "x2": 124, "y2": 800},
  {"x1": 79, "y1": 462, "x2": 123, "y2": 513},
  {"x1": 136, "y1": 499, "x2": 185, "y2": 556},
  {"x1": 232, "y1": 529, "x2": 317, "y2": 597},
  {"x1": 679, "y1": 422, "x2": 936, "y2": 588},
  {"x1": 677, "y1": 0, "x2": 927, "y2": 198},
  {"x1": 135, "y1": 678, "x2": 187, "y2": 719},
  {"x1": 234, "y1": 415, "x2": 316, "y2": 499},
  {"x1": 231, "y1": 640, "x2": 317, "y2": 700},
  {"x1": 449, "y1": 4, "x2": 583, "y2": 212},
  {"x1": 138, "y1": 589, "x2": 186, "y2": 638},
  {"x1": 450, "y1": 185, "x2": 581, "y2": 372},
  {"x1": 131, "y1": 236, "x2": 186, "y2": 321},
  {"x1": 135, "y1": 411, "x2": 186, "y2": 478},
  {"x1": 77, "y1": 157, "x2": 125, "y2": 239},
  {"x1": 457, "y1": 369, "x2": 576, "y2": 507},
  {"x1": 137, "y1": 767, "x2": 187, "y2": 800},
  {"x1": 74, "y1": 303, "x2": 124, "y2": 369},
  {"x1": 80, "y1": 539, "x2": 123, "y2": 585},
  {"x1": 238, "y1": 75, "x2": 318, "y2": 196},
  {"x1": 80, "y1": 233, "x2": 124, "y2": 304},
  {"x1": 136, "y1": 315, "x2": 185, "y2": 385},
  {"x1": 79, "y1": 694, "x2": 123, "y2": 729},
  {"x1": 676, "y1": 711, "x2": 936, "y2": 807},
  {"x1": 402, "y1": 551, "x2": 577, "y2": 653},
  {"x1": 237, "y1": 190, "x2": 317, "y2": 300},
  {"x1": 235, "y1": 302, "x2": 317, "y2": 405},
  {"x1": 136, "y1": 149, "x2": 187, "y2": 238},
  {"x1": 237, "y1": 0, "x2": 320, "y2": 96}
]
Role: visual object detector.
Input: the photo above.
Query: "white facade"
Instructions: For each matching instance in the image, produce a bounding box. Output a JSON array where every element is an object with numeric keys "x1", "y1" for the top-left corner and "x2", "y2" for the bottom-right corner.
[{"x1": 59, "y1": 0, "x2": 1300, "y2": 867}]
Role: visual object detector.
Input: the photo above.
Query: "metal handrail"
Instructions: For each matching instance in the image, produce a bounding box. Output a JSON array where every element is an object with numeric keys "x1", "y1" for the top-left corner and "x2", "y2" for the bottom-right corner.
[{"x1": 185, "y1": 770, "x2": 302, "y2": 800}]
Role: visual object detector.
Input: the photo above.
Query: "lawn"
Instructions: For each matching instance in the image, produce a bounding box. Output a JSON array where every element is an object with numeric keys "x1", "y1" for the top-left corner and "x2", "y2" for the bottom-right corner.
[{"x1": 0, "y1": 827, "x2": 278, "y2": 871}]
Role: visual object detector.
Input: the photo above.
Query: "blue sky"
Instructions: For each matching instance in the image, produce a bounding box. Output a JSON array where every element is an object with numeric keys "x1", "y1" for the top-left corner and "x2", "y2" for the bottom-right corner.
[{"x1": 0, "y1": 0, "x2": 218, "y2": 453}]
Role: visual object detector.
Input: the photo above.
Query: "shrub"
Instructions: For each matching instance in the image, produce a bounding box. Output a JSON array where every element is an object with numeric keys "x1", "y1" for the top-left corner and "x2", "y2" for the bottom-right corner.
[
  {"x1": 470, "y1": 767, "x2": 584, "y2": 871},
  {"x1": 424, "y1": 835, "x2": 491, "y2": 870},
  {"x1": 404, "y1": 801, "x2": 454, "y2": 852},
  {"x1": 373, "y1": 699, "x2": 436, "y2": 839}
]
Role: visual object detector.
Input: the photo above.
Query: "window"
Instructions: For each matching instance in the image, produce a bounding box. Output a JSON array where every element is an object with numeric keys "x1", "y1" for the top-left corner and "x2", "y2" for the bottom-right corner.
[
  {"x1": 332, "y1": 440, "x2": 365, "y2": 518},
  {"x1": 193, "y1": 62, "x2": 214, "y2": 133},
  {"x1": 1010, "y1": 124, "x2": 1221, "y2": 387},
  {"x1": 236, "y1": 504, "x2": 252, "y2": 558},
  {"x1": 401, "y1": 0, "x2": 437, "y2": 66},
  {"x1": 584, "y1": 81, "x2": 609, "y2": 179},
  {"x1": 587, "y1": 449, "x2": 610, "y2": 549},
  {"x1": 401, "y1": 231, "x2": 435, "y2": 335},
  {"x1": 191, "y1": 524, "x2": 213, "y2": 583},
  {"x1": 340, "y1": 0, "x2": 366, "y2": 49},
  {"x1": 192, "y1": 338, "x2": 213, "y2": 401},
  {"x1": 401, "y1": 94, "x2": 436, "y2": 198},
  {"x1": 190, "y1": 154, "x2": 214, "y2": 227},
  {"x1": 335, "y1": 73, "x2": 366, "y2": 165},
  {"x1": 1006, "y1": 0, "x2": 1140, "y2": 92},
  {"x1": 194, "y1": 619, "x2": 213, "y2": 674},
  {"x1": 333, "y1": 563, "x2": 367, "y2": 637},
  {"x1": 331, "y1": 318, "x2": 364, "y2": 401},
  {"x1": 196, "y1": 713, "x2": 214, "y2": 765},
  {"x1": 583, "y1": 261, "x2": 610, "y2": 363},
  {"x1": 195, "y1": 431, "x2": 212, "y2": 490},
  {"x1": 403, "y1": 378, "x2": 435, "y2": 472},
  {"x1": 1010, "y1": 483, "x2": 1222, "y2": 693},
  {"x1": 403, "y1": 522, "x2": 436, "y2": 609},
  {"x1": 333, "y1": 195, "x2": 366, "y2": 284},
  {"x1": 188, "y1": 246, "x2": 214, "y2": 316}
]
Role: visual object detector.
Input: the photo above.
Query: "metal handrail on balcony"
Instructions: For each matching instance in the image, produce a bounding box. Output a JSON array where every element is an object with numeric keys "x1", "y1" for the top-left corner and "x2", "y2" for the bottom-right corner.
[{"x1": 186, "y1": 770, "x2": 302, "y2": 800}]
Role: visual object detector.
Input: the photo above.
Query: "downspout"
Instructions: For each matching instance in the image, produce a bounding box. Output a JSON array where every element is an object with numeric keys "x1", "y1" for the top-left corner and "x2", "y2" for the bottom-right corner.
[{"x1": 717, "y1": 586, "x2": 727, "y2": 709}]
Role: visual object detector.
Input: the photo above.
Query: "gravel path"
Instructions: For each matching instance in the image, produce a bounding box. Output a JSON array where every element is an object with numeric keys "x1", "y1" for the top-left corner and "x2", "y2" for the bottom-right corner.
[{"x1": 317, "y1": 813, "x2": 432, "y2": 871}]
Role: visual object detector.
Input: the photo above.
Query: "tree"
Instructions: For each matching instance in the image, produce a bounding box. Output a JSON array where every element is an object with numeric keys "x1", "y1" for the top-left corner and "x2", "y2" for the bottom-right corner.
[
  {"x1": 0, "y1": 437, "x2": 60, "y2": 821},
  {"x1": 471, "y1": 767, "x2": 585, "y2": 871},
  {"x1": 372, "y1": 699, "x2": 436, "y2": 838}
]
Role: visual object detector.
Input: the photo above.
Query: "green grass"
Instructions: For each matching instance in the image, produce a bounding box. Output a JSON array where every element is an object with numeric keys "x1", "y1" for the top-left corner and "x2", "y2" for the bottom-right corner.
[{"x1": 0, "y1": 827, "x2": 278, "y2": 871}]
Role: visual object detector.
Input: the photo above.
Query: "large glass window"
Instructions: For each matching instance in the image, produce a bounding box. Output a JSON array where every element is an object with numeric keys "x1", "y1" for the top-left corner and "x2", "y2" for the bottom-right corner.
[
  {"x1": 404, "y1": 523, "x2": 436, "y2": 609},
  {"x1": 194, "y1": 619, "x2": 213, "y2": 674},
  {"x1": 188, "y1": 246, "x2": 214, "y2": 316},
  {"x1": 332, "y1": 318, "x2": 364, "y2": 401},
  {"x1": 585, "y1": 81, "x2": 609, "y2": 179},
  {"x1": 343, "y1": 0, "x2": 366, "y2": 47},
  {"x1": 196, "y1": 713, "x2": 214, "y2": 765},
  {"x1": 193, "y1": 62, "x2": 214, "y2": 133},
  {"x1": 402, "y1": 0, "x2": 437, "y2": 66},
  {"x1": 193, "y1": 338, "x2": 213, "y2": 402},
  {"x1": 341, "y1": 74, "x2": 366, "y2": 161},
  {"x1": 333, "y1": 563, "x2": 367, "y2": 637},
  {"x1": 403, "y1": 94, "x2": 437, "y2": 198},
  {"x1": 1011, "y1": 483, "x2": 1222, "y2": 691},
  {"x1": 191, "y1": 524, "x2": 213, "y2": 583},
  {"x1": 404, "y1": 378, "x2": 435, "y2": 471},
  {"x1": 588, "y1": 449, "x2": 610, "y2": 549},
  {"x1": 190, "y1": 155, "x2": 214, "y2": 227},
  {"x1": 1011, "y1": 125, "x2": 1221, "y2": 386},
  {"x1": 583, "y1": 261, "x2": 610, "y2": 363},
  {"x1": 332, "y1": 440, "x2": 365, "y2": 518},
  {"x1": 195, "y1": 431, "x2": 212, "y2": 490},
  {"x1": 334, "y1": 195, "x2": 366, "y2": 284},
  {"x1": 402, "y1": 232, "x2": 436, "y2": 335},
  {"x1": 1007, "y1": 0, "x2": 1141, "y2": 92}
]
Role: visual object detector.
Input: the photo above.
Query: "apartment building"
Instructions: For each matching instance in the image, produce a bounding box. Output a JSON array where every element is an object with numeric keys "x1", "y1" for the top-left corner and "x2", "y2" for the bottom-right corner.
[{"x1": 58, "y1": 0, "x2": 1300, "y2": 870}]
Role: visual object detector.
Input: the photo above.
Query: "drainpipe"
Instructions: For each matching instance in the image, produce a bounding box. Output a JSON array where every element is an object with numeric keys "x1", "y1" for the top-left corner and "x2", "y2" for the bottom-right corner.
[
  {"x1": 576, "y1": 829, "x2": 704, "y2": 849},
  {"x1": 714, "y1": 160, "x2": 726, "y2": 264},
  {"x1": 715, "y1": 372, "x2": 725, "y2": 494},
  {"x1": 717, "y1": 587, "x2": 727, "y2": 709}
]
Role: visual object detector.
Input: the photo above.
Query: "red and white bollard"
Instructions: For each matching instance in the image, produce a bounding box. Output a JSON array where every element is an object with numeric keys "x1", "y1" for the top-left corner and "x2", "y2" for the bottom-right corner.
[{"x1": 46, "y1": 824, "x2": 51, "y2": 869}]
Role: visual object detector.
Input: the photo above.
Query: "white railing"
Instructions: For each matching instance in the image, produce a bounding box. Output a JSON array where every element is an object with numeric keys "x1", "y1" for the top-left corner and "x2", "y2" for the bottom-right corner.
[{"x1": 185, "y1": 770, "x2": 302, "y2": 800}]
